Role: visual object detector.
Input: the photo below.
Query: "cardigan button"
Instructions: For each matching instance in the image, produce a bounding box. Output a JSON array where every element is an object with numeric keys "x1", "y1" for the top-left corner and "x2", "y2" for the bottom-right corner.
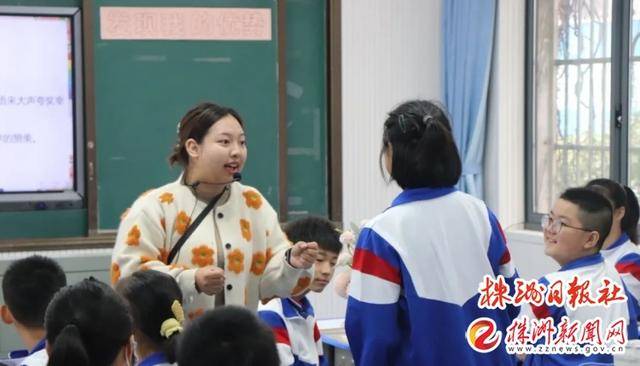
[
  {"x1": 217, "y1": 212, "x2": 224, "y2": 219},
  {"x1": 225, "y1": 243, "x2": 231, "y2": 250},
  {"x1": 226, "y1": 284, "x2": 233, "y2": 291}
]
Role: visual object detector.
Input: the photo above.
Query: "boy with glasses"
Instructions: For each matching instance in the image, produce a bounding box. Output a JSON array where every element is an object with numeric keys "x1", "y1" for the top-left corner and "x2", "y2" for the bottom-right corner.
[{"x1": 521, "y1": 187, "x2": 638, "y2": 365}]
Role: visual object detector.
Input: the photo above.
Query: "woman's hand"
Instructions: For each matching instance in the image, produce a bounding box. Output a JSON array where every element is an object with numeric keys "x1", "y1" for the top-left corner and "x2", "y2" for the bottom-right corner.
[
  {"x1": 195, "y1": 266, "x2": 225, "y2": 295},
  {"x1": 289, "y1": 241, "x2": 319, "y2": 269}
]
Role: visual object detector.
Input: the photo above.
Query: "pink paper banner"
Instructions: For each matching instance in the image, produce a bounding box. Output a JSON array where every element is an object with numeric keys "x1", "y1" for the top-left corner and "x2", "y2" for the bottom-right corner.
[{"x1": 100, "y1": 7, "x2": 272, "y2": 41}]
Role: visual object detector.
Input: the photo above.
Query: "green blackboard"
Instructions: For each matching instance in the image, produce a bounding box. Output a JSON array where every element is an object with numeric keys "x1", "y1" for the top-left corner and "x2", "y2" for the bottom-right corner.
[
  {"x1": 92, "y1": 0, "x2": 281, "y2": 230},
  {"x1": 0, "y1": 0, "x2": 329, "y2": 240},
  {"x1": 285, "y1": 0, "x2": 328, "y2": 219}
]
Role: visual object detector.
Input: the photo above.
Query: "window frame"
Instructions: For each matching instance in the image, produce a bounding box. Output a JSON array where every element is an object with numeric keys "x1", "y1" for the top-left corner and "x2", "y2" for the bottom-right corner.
[{"x1": 525, "y1": 0, "x2": 631, "y2": 228}]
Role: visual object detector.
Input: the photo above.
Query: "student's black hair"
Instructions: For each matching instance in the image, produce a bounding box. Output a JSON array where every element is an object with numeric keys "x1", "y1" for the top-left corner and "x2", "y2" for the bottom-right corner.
[
  {"x1": 586, "y1": 178, "x2": 639, "y2": 244},
  {"x1": 560, "y1": 187, "x2": 613, "y2": 250},
  {"x1": 283, "y1": 216, "x2": 342, "y2": 255},
  {"x1": 1, "y1": 255, "x2": 66, "y2": 328},
  {"x1": 380, "y1": 100, "x2": 462, "y2": 189},
  {"x1": 115, "y1": 270, "x2": 183, "y2": 363},
  {"x1": 169, "y1": 102, "x2": 245, "y2": 166},
  {"x1": 177, "y1": 306, "x2": 279, "y2": 366},
  {"x1": 45, "y1": 278, "x2": 132, "y2": 366}
]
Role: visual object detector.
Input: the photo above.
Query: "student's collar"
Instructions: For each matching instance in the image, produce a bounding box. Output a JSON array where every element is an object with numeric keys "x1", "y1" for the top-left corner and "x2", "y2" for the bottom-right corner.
[
  {"x1": 29, "y1": 338, "x2": 46, "y2": 354},
  {"x1": 603, "y1": 233, "x2": 630, "y2": 252},
  {"x1": 282, "y1": 297, "x2": 314, "y2": 319},
  {"x1": 390, "y1": 187, "x2": 457, "y2": 208},
  {"x1": 138, "y1": 352, "x2": 168, "y2": 366},
  {"x1": 8, "y1": 349, "x2": 28, "y2": 359},
  {"x1": 559, "y1": 252, "x2": 603, "y2": 272}
]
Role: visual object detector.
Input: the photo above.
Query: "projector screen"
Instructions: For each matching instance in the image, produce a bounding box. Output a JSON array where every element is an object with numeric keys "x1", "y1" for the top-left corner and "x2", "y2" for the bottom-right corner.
[{"x1": 0, "y1": 6, "x2": 84, "y2": 210}]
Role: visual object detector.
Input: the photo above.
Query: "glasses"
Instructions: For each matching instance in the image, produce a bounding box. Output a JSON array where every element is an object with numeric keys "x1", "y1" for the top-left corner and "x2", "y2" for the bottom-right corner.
[{"x1": 541, "y1": 214, "x2": 593, "y2": 234}]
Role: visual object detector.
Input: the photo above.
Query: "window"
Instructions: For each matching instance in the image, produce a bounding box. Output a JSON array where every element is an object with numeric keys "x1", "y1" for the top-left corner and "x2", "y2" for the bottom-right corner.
[{"x1": 527, "y1": 0, "x2": 640, "y2": 224}]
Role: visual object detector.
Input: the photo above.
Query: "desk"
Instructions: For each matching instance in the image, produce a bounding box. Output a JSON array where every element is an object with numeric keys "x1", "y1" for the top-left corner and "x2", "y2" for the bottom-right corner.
[{"x1": 318, "y1": 319, "x2": 353, "y2": 366}]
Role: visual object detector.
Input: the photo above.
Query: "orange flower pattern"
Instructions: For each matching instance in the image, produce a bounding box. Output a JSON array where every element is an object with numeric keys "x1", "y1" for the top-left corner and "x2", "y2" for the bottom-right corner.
[
  {"x1": 111, "y1": 263, "x2": 120, "y2": 285},
  {"x1": 250, "y1": 251, "x2": 267, "y2": 276},
  {"x1": 227, "y1": 249, "x2": 245, "y2": 274},
  {"x1": 291, "y1": 276, "x2": 311, "y2": 295},
  {"x1": 159, "y1": 192, "x2": 174, "y2": 204},
  {"x1": 140, "y1": 255, "x2": 155, "y2": 264},
  {"x1": 169, "y1": 264, "x2": 189, "y2": 271},
  {"x1": 188, "y1": 308, "x2": 204, "y2": 321},
  {"x1": 126, "y1": 225, "x2": 141, "y2": 246},
  {"x1": 192, "y1": 245, "x2": 214, "y2": 267},
  {"x1": 240, "y1": 219, "x2": 252, "y2": 241},
  {"x1": 159, "y1": 248, "x2": 169, "y2": 264},
  {"x1": 243, "y1": 190, "x2": 263, "y2": 209},
  {"x1": 266, "y1": 247, "x2": 274, "y2": 264},
  {"x1": 175, "y1": 211, "x2": 191, "y2": 235}
]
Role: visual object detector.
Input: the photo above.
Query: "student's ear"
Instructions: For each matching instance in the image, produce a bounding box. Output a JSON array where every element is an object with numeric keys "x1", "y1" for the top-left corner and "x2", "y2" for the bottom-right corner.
[
  {"x1": 583, "y1": 231, "x2": 600, "y2": 250},
  {"x1": 614, "y1": 206, "x2": 626, "y2": 222},
  {"x1": 184, "y1": 138, "x2": 200, "y2": 159},
  {"x1": 0, "y1": 304, "x2": 15, "y2": 325},
  {"x1": 117, "y1": 336, "x2": 134, "y2": 366}
]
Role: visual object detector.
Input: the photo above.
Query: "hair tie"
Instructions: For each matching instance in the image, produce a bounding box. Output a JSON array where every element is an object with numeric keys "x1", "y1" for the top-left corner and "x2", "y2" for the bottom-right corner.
[
  {"x1": 171, "y1": 299, "x2": 185, "y2": 323},
  {"x1": 159, "y1": 300, "x2": 185, "y2": 339},
  {"x1": 422, "y1": 114, "x2": 435, "y2": 127}
]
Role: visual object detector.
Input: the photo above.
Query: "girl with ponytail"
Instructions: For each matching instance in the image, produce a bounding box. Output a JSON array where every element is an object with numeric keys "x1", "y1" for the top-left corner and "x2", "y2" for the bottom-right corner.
[
  {"x1": 345, "y1": 100, "x2": 518, "y2": 365},
  {"x1": 115, "y1": 270, "x2": 184, "y2": 366},
  {"x1": 45, "y1": 278, "x2": 133, "y2": 366},
  {"x1": 586, "y1": 178, "x2": 640, "y2": 320}
]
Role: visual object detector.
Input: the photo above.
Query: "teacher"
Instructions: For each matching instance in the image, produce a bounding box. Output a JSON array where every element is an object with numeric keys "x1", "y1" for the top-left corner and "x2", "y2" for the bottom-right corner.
[{"x1": 111, "y1": 102, "x2": 317, "y2": 317}]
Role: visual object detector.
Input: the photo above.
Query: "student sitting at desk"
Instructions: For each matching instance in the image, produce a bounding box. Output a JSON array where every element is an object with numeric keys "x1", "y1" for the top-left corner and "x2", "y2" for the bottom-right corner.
[
  {"x1": 259, "y1": 216, "x2": 343, "y2": 366},
  {"x1": 1, "y1": 256, "x2": 66, "y2": 366},
  {"x1": 520, "y1": 187, "x2": 638, "y2": 366}
]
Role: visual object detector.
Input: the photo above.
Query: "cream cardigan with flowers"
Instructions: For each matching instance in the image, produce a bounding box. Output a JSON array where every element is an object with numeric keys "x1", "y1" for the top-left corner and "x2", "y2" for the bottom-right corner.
[{"x1": 111, "y1": 178, "x2": 311, "y2": 317}]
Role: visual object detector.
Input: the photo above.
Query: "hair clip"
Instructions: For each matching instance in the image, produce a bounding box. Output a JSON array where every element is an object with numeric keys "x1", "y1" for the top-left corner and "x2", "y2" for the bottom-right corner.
[
  {"x1": 398, "y1": 114, "x2": 408, "y2": 133},
  {"x1": 422, "y1": 114, "x2": 434, "y2": 126},
  {"x1": 176, "y1": 121, "x2": 181, "y2": 134}
]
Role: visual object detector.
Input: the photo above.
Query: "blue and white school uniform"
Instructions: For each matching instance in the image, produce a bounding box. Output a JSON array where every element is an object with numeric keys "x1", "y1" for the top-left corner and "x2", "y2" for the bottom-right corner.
[
  {"x1": 137, "y1": 352, "x2": 174, "y2": 366},
  {"x1": 601, "y1": 233, "x2": 640, "y2": 320},
  {"x1": 258, "y1": 297, "x2": 326, "y2": 366},
  {"x1": 1, "y1": 338, "x2": 48, "y2": 366},
  {"x1": 521, "y1": 253, "x2": 639, "y2": 366},
  {"x1": 345, "y1": 187, "x2": 519, "y2": 366}
]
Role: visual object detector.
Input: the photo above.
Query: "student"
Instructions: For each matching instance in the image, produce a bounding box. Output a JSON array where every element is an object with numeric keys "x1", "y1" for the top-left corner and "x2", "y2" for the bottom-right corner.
[
  {"x1": 586, "y1": 178, "x2": 640, "y2": 319},
  {"x1": 521, "y1": 187, "x2": 638, "y2": 365},
  {"x1": 111, "y1": 102, "x2": 317, "y2": 317},
  {"x1": 177, "y1": 306, "x2": 279, "y2": 366},
  {"x1": 45, "y1": 278, "x2": 133, "y2": 366},
  {"x1": 116, "y1": 270, "x2": 184, "y2": 366},
  {"x1": 259, "y1": 216, "x2": 343, "y2": 366},
  {"x1": 345, "y1": 100, "x2": 518, "y2": 365},
  {"x1": 0, "y1": 255, "x2": 66, "y2": 366}
]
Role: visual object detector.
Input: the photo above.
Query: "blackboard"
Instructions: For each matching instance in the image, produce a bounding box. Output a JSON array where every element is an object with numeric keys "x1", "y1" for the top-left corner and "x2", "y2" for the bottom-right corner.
[{"x1": 92, "y1": 0, "x2": 281, "y2": 230}]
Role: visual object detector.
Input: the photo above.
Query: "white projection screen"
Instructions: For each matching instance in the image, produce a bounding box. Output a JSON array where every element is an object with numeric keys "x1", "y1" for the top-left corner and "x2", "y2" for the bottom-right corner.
[{"x1": 0, "y1": 6, "x2": 84, "y2": 211}]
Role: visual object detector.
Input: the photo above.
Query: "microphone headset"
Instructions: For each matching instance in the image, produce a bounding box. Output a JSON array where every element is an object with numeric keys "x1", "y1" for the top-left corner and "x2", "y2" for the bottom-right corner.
[{"x1": 188, "y1": 172, "x2": 242, "y2": 189}]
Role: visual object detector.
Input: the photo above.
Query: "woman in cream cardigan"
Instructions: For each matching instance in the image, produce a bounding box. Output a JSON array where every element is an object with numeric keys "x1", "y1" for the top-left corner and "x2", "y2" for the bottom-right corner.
[{"x1": 111, "y1": 102, "x2": 317, "y2": 317}]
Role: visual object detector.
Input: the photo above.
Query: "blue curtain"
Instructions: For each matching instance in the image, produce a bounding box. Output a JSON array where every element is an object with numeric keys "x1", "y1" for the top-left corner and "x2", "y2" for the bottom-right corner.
[{"x1": 443, "y1": 0, "x2": 497, "y2": 198}]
